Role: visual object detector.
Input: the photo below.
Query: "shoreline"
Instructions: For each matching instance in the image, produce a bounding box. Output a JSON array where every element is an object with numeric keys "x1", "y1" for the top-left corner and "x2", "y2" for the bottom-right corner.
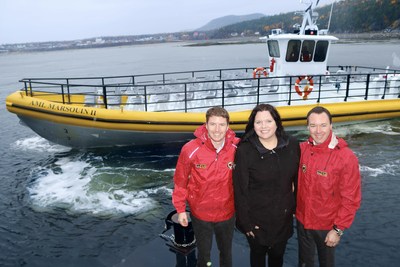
[
  {"x1": 186, "y1": 32, "x2": 400, "y2": 46},
  {"x1": 1, "y1": 32, "x2": 399, "y2": 54}
]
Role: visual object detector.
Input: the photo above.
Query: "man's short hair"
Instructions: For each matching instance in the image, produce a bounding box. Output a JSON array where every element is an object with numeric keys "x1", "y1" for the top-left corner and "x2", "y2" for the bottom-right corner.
[
  {"x1": 306, "y1": 106, "x2": 332, "y2": 124},
  {"x1": 206, "y1": 107, "x2": 230, "y2": 123}
]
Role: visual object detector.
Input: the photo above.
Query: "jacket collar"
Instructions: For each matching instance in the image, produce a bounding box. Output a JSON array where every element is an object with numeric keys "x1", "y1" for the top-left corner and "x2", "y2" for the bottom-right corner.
[
  {"x1": 308, "y1": 131, "x2": 340, "y2": 150},
  {"x1": 249, "y1": 133, "x2": 289, "y2": 155}
]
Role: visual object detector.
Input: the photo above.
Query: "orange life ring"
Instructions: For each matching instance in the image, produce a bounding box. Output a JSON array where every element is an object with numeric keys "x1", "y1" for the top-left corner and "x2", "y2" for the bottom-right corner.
[
  {"x1": 294, "y1": 76, "x2": 314, "y2": 100},
  {"x1": 253, "y1": 67, "x2": 268, "y2": 78}
]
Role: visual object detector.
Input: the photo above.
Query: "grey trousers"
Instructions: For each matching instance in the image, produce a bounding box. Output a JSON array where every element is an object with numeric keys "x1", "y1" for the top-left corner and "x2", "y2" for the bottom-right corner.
[
  {"x1": 297, "y1": 220, "x2": 336, "y2": 267},
  {"x1": 191, "y1": 215, "x2": 235, "y2": 267}
]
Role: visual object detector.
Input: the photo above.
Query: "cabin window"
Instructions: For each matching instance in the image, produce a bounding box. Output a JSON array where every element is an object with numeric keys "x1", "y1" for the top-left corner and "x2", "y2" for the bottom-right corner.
[
  {"x1": 300, "y1": 40, "x2": 315, "y2": 62},
  {"x1": 314, "y1": 41, "x2": 329, "y2": 62},
  {"x1": 286, "y1": 40, "x2": 301, "y2": 62},
  {"x1": 267, "y1": 40, "x2": 280, "y2": 57}
]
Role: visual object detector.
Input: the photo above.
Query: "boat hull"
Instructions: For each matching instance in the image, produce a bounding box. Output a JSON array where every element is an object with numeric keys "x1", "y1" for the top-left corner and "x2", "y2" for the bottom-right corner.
[
  {"x1": 16, "y1": 114, "x2": 195, "y2": 147},
  {"x1": 6, "y1": 91, "x2": 400, "y2": 147}
]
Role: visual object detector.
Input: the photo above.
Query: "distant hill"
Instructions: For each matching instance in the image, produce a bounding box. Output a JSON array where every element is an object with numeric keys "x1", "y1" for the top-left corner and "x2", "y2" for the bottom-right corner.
[
  {"x1": 196, "y1": 13, "x2": 266, "y2": 31},
  {"x1": 207, "y1": 0, "x2": 400, "y2": 39}
]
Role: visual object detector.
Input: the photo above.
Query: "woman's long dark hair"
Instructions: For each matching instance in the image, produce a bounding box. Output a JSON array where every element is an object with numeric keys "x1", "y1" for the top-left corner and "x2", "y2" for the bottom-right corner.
[{"x1": 240, "y1": 104, "x2": 286, "y2": 143}]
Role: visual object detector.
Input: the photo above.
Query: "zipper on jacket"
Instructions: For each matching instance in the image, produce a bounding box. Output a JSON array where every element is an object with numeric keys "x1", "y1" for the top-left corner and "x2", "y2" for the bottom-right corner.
[{"x1": 324, "y1": 150, "x2": 333, "y2": 170}]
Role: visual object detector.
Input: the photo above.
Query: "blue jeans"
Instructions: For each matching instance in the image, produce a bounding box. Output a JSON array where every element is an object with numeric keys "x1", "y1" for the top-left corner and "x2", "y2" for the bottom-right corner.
[
  {"x1": 297, "y1": 220, "x2": 335, "y2": 267},
  {"x1": 191, "y1": 215, "x2": 235, "y2": 267}
]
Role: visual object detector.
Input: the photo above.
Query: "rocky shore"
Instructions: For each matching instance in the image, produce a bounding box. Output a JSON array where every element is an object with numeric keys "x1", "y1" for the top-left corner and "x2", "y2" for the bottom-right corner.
[
  {"x1": 334, "y1": 32, "x2": 400, "y2": 42},
  {"x1": 185, "y1": 32, "x2": 400, "y2": 47}
]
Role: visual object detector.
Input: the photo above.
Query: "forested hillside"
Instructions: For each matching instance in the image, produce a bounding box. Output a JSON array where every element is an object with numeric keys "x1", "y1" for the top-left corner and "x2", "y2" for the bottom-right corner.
[{"x1": 206, "y1": 0, "x2": 400, "y2": 38}]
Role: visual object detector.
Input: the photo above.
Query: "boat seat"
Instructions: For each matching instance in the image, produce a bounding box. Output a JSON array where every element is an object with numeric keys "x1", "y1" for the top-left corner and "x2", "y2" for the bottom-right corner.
[
  {"x1": 127, "y1": 95, "x2": 144, "y2": 104},
  {"x1": 202, "y1": 91, "x2": 217, "y2": 99},
  {"x1": 94, "y1": 88, "x2": 105, "y2": 106},
  {"x1": 84, "y1": 94, "x2": 96, "y2": 106},
  {"x1": 225, "y1": 89, "x2": 238, "y2": 97},
  {"x1": 186, "y1": 91, "x2": 195, "y2": 100},
  {"x1": 148, "y1": 85, "x2": 170, "y2": 103},
  {"x1": 153, "y1": 94, "x2": 170, "y2": 102},
  {"x1": 225, "y1": 82, "x2": 240, "y2": 97},
  {"x1": 245, "y1": 80, "x2": 259, "y2": 95},
  {"x1": 247, "y1": 88, "x2": 258, "y2": 95},
  {"x1": 175, "y1": 91, "x2": 194, "y2": 101},
  {"x1": 267, "y1": 78, "x2": 280, "y2": 92},
  {"x1": 200, "y1": 81, "x2": 220, "y2": 99},
  {"x1": 106, "y1": 96, "x2": 120, "y2": 107},
  {"x1": 125, "y1": 86, "x2": 145, "y2": 104},
  {"x1": 184, "y1": 78, "x2": 196, "y2": 100},
  {"x1": 168, "y1": 81, "x2": 194, "y2": 101}
]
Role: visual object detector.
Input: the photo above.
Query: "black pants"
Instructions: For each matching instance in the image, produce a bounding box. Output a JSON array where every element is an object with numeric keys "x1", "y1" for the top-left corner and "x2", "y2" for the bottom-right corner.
[
  {"x1": 246, "y1": 236, "x2": 288, "y2": 267},
  {"x1": 297, "y1": 220, "x2": 335, "y2": 267},
  {"x1": 191, "y1": 215, "x2": 234, "y2": 267}
]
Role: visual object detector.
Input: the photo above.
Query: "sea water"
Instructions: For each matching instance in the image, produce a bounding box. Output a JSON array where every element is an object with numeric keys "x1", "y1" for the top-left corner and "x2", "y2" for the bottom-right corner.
[{"x1": 0, "y1": 41, "x2": 400, "y2": 266}]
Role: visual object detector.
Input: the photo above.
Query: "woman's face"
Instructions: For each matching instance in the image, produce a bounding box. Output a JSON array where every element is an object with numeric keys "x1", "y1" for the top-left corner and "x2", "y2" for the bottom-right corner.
[{"x1": 254, "y1": 110, "x2": 277, "y2": 141}]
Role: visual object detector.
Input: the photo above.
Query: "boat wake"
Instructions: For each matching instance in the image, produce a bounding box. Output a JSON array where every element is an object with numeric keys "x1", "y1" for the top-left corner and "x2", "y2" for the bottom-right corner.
[
  {"x1": 360, "y1": 160, "x2": 399, "y2": 178},
  {"x1": 333, "y1": 119, "x2": 400, "y2": 137},
  {"x1": 13, "y1": 136, "x2": 72, "y2": 153},
  {"x1": 26, "y1": 152, "x2": 174, "y2": 217}
]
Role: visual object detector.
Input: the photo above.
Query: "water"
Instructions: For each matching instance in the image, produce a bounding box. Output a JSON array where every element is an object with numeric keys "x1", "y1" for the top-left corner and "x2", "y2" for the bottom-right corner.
[{"x1": 1, "y1": 41, "x2": 400, "y2": 266}]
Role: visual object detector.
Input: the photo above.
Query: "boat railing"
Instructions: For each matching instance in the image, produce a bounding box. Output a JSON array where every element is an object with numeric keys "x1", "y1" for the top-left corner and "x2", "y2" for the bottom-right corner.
[{"x1": 19, "y1": 66, "x2": 400, "y2": 112}]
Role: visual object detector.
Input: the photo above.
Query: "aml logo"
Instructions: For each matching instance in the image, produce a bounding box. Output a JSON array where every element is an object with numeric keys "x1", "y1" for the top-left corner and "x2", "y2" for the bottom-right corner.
[
  {"x1": 227, "y1": 162, "x2": 235, "y2": 170},
  {"x1": 317, "y1": 170, "x2": 328, "y2": 177},
  {"x1": 196, "y1": 164, "x2": 207, "y2": 169}
]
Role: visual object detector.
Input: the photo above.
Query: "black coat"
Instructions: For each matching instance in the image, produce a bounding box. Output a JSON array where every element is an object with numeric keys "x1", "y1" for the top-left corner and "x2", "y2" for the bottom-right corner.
[{"x1": 233, "y1": 134, "x2": 300, "y2": 246}]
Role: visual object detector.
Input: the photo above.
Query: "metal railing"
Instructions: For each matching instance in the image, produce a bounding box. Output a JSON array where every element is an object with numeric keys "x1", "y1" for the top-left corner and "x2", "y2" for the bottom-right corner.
[{"x1": 20, "y1": 66, "x2": 400, "y2": 112}]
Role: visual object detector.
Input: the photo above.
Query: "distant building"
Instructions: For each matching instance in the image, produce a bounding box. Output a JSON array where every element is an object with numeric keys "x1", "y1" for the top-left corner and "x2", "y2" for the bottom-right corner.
[{"x1": 95, "y1": 38, "x2": 105, "y2": 44}]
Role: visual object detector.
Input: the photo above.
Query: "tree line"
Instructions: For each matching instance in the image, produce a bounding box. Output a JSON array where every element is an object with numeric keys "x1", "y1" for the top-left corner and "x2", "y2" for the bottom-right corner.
[{"x1": 206, "y1": 0, "x2": 400, "y2": 38}]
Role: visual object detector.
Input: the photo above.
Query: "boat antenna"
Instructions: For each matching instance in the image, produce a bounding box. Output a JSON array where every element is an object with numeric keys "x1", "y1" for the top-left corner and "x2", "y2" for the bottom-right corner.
[
  {"x1": 326, "y1": 1, "x2": 335, "y2": 32},
  {"x1": 300, "y1": 0, "x2": 319, "y2": 8},
  {"x1": 299, "y1": 0, "x2": 318, "y2": 35}
]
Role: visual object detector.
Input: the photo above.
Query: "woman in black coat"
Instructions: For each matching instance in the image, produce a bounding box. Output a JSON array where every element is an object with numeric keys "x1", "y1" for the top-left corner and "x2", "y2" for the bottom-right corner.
[{"x1": 233, "y1": 104, "x2": 300, "y2": 267}]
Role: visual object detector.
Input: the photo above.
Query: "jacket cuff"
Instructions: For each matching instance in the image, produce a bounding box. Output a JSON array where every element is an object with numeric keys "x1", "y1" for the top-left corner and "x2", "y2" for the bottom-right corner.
[{"x1": 175, "y1": 206, "x2": 186, "y2": 214}]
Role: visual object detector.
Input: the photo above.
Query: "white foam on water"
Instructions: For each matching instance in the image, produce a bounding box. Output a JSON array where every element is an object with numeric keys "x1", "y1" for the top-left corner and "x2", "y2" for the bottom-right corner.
[
  {"x1": 334, "y1": 121, "x2": 400, "y2": 136},
  {"x1": 128, "y1": 167, "x2": 176, "y2": 173},
  {"x1": 149, "y1": 185, "x2": 173, "y2": 196},
  {"x1": 360, "y1": 161, "x2": 398, "y2": 177},
  {"x1": 12, "y1": 136, "x2": 71, "y2": 153},
  {"x1": 28, "y1": 156, "x2": 165, "y2": 216}
]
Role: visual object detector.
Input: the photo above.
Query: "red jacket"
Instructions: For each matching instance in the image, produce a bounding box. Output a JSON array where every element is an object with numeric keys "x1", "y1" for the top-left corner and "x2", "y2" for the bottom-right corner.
[
  {"x1": 172, "y1": 124, "x2": 239, "y2": 222},
  {"x1": 296, "y1": 132, "x2": 361, "y2": 230}
]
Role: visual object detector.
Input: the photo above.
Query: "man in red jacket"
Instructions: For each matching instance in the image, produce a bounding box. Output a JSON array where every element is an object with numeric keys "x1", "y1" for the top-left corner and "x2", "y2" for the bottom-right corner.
[
  {"x1": 296, "y1": 106, "x2": 361, "y2": 267},
  {"x1": 172, "y1": 106, "x2": 240, "y2": 267}
]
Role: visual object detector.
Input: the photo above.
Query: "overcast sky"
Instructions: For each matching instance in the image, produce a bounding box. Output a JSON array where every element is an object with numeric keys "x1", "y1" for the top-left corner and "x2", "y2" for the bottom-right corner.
[{"x1": 0, "y1": 0, "x2": 335, "y2": 44}]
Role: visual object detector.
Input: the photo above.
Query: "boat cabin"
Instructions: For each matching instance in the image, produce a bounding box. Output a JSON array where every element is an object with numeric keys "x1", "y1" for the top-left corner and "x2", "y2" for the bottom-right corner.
[
  {"x1": 266, "y1": 34, "x2": 337, "y2": 77},
  {"x1": 265, "y1": 1, "x2": 338, "y2": 77}
]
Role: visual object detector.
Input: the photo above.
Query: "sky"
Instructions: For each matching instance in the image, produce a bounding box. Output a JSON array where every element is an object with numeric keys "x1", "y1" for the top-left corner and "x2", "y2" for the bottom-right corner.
[{"x1": 0, "y1": 0, "x2": 335, "y2": 45}]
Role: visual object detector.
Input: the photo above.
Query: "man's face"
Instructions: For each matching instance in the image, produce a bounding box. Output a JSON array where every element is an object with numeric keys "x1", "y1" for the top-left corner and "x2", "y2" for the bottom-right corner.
[
  {"x1": 206, "y1": 116, "x2": 228, "y2": 145},
  {"x1": 308, "y1": 112, "x2": 332, "y2": 144}
]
